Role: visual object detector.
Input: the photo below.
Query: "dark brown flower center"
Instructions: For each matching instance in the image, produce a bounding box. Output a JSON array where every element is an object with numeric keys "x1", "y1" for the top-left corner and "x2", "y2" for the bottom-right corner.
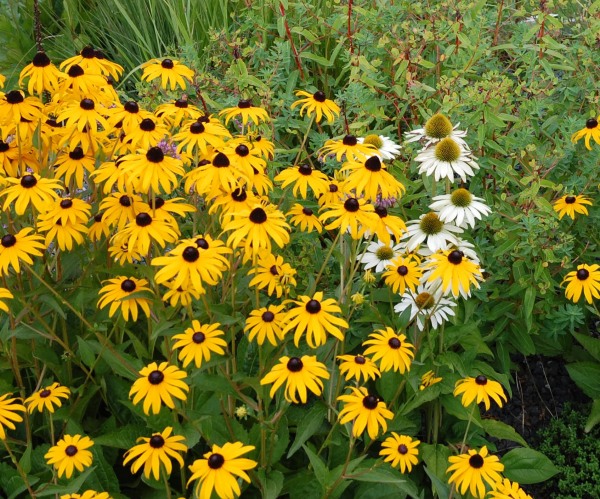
[
  {"x1": 1, "y1": 234, "x2": 16, "y2": 247},
  {"x1": 140, "y1": 118, "x2": 156, "y2": 131},
  {"x1": 329, "y1": 183, "x2": 339, "y2": 193},
  {"x1": 586, "y1": 118, "x2": 598, "y2": 129},
  {"x1": 192, "y1": 331, "x2": 206, "y2": 344},
  {"x1": 235, "y1": 144, "x2": 250, "y2": 157},
  {"x1": 21, "y1": 175, "x2": 37, "y2": 188},
  {"x1": 195, "y1": 238, "x2": 209, "y2": 249},
  {"x1": 0, "y1": 141, "x2": 9, "y2": 152},
  {"x1": 213, "y1": 152, "x2": 230, "y2": 167},
  {"x1": 469, "y1": 454, "x2": 484, "y2": 469},
  {"x1": 565, "y1": 196, "x2": 576, "y2": 204},
  {"x1": 39, "y1": 389, "x2": 51, "y2": 398},
  {"x1": 149, "y1": 435, "x2": 165, "y2": 448},
  {"x1": 262, "y1": 311, "x2": 275, "y2": 322},
  {"x1": 238, "y1": 99, "x2": 251, "y2": 109},
  {"x1": 313, "y1": 91, "x2": 326, "y2": 102},
  {"x1": 298, "y1": 164, "x2": 312, "y2": 176},
  {"x1": 136, "y1": 212, "x2": 152, "y2": 227},
  {"x1": 146, "y1": 146, "x2": 164, "y2": 163},
  {"x1": 190, "y1": 121, "x2": 205, "y2": 134},
  {"x1": 287, "y1": 357, "x2": 303, "y2": 372},
  {"x1": 375, "y1": 206, "x2": 388, "y2": 217},
  {"x1": 60, "y1": 199, "x2": 73, "y2": 209},
  {"x1": 577, "y1": 268, "x2": 590, "y2": 280},
  {"x1": 182, "y1": 246, "x2": 200, "y2": 262},
  {"x1": 80, "y1": 98, "x2": 95, "y2": 110},
  {"x1": 67, "y1": 64, "x2": 84, "y2": 77},
  {"x1": 342, "y1": 135, "x2": 357, "y2": 146},
  {"x1": 208, "y1": 453, "x2": 225, "y2": 469},
  {"x1": 94, "y1": 213, "x2": 103, "y2": 222},
  {"x1": 365, "y1": 156, "x2": 382, "y2": 172},
  {"x1": 161, "y1": 59, "x2": 174, "y2": 69},
  {"x1": 119, "y1": 195, "x2": 131, "y2": 207},
  {"x1": 152, "y1": 197, "x2": 165, "y2": 209},
  {"x1": 65, "y1": 445, "x2": 78, "y2": 457},
  {"x1": 354, "y1": 355, "x2": 366, "y2": 365},
  {"x1": 231, "y1": 188, "x2": 247, "y2": 202},
  {"x1": 302, "y1": 207, "x2": 313, "y2": 216},
  {"x1": 475, "y1": 375, "x2": 488, "y2": 385},
  {"x1": 69, "y1": 147, "x2": 85, "y2": 160},
  {"x1": 344, "y1": 198, "x2": 359, "y2": 212},
  {"x1": 121, "y1": 279, "x2": 136, "y2": 292},
  {"x1": 448, "y1": 250, "x2": 463, "y2": 265},
  {"x1": 398, "y1": 444, "x2": 408, "y2": 455},
  {"x1": 269, "y1": 265, "x2": 279, "y2": 276},
  {"x1": 397, "y1": 265, "x2": 408, "y2": 276},
  {"x1": 249, "y1": 207, "x2": 267, "y2": 224},
  {"x1": 80, "y1": 46, "x2": 95, "y2": 58},
  {"x1": 32, "y1": 51, "x2": 51, "y2": 67},
  {"x1": 124, "y1": 101, "x2": 139, "y2": 113},
  {"x1": 6, "y1": 91, "x2": 24, "y2": 104},
  {"x1": 362, "y1": 395, "x2": 378, "y2": 409},
  {"x1": 175, "y1": 99, "x2": 188, "y2": 108},
  {"x1": 388, "y1": 337, "x2": 401, "y2": 349},
  {"x1": 305, "y1": 299, "x2": 321, "y2": 314},
  {"x1": 148, "y1": 370, "x2": 165, "y2": 385}
]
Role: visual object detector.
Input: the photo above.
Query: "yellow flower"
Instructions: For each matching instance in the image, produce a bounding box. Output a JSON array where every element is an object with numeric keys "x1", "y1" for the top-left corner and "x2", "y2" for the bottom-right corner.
[
  {"x1": 187, "y1": 441, "x2": 257, "y2": 499},
  {"x1": 97, "y1": 276, "x2": 152, "y2": 322},
  {"x1": 123, "y1": 427, "x2": 187, "y2": 480},
  {"x1": 320, "y1": 134, "x2": 377, "y2": 162},
  {"x1": 219, "y1": 99, "x2": 270, "y2": 126},
  {"x1": 247, "y1": 253, "x2": 297, "y2": 298},
  {"x1": 244, "y1": 304, "x2": 287, "y2": 346},
  {"x1": 274, "y1": 164, "x2": 329, "y2": 199},
  {"x1": 447, "y1": 446, "x2": 504, "y2": 499},
  {"x1": 141, "y1": 58, "x2": 195, "y2": 90},
  {"x1": 553, "y1": 194, "x2": 592, "y2": 220},
  {"x1": 337, "y1": 386, "x2": 394, "y2": 439},
  {"x1": 1, "y1": 173, "x2": 62, "y2": 215},
  {"x1": 318, "y1": 196, "x2": 379, "y2": 240},
  {"x1": 260, "y1": 355, "x2": 330, "y2": 404},
  {"x1": 571, "y1": 116, "x2": 600, "y2": 150},
  {"x1": 337, "y1": 354, "x2": 380, "y2": 382},
  {"x1": 379, "y1": 433, "x2": 420, "y2": 473},
  {"x1": 453, "y1": 375, "x2": 507, "y2": 410},
  {"x1": 19, "y1": 51, "x2": 64, "y2": 95},
  {"x1": 171, "y1": 321, "x2": 227, "y2": 368},
  {"x1": 487, "y1": 478, "x2": 533, "y2": 499},
  {"x1": 419, "y1": 370, "x2": 442, "y2": 391},
  {"x1": 25, "y1": 383, "x2": 70, "y2": 413},
  {"x1": 424, "y1": 249, "x2": 483, "y2": 299},
  {"x1": 0, "y1": 228, "x2": 46, "y2": 276},
  {"x1": 562, "y1": 263, "x2": 600, "y2": 304},
  {"x1": 287, "y1": 203, "x2": 323, "y2": 233},
  {"x1": 291, "y1": 90, "x2": 340, "y2": 123},
  {"x1": 129, "y1": 362, "x2": 189, "y2": 415},
  {"x1": 362, "y1": 327, "x2": 414, "y2": 373},
  {"x1": 0, "y1": 393, "x2": 25, "y2": 439},
  {"x1": 341, "y1": 154, "x2": 405, "y2": 203},
  {"x1": 45, "y1": 434, "x2": 94, "y2": 479},
  {"x1": 382, "y1": 255, "x2": 422, "y2": 295},
  {"x1": 0, "y1": 287, "x2": 13, "y2": 313}
]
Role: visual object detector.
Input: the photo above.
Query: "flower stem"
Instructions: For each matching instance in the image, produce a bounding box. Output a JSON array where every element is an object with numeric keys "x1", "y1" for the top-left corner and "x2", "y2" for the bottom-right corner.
[{"x1": 3, "y1": 439, "x2": 36, "y2": 498}]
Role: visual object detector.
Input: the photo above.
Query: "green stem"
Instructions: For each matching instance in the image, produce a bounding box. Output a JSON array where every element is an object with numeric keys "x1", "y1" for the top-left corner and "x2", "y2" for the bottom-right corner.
[
  {"x1": 3, "y1": 439, "x2": 36, "y2": 498},
  {"x1": 311, "y1": 230, "x2": 342, "y2": 294}
]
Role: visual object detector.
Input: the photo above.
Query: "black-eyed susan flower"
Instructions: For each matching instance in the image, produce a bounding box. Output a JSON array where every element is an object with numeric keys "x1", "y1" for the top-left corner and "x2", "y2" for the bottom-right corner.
[
  {"x1": 129, "y1": 361, "x2": 189, "y2": 415},
  {"x1": 121, "y1": 146, "x2": 185, "y2": 195},
  {"x1": 488, "y1": 478, "x2": 533, "y2": 499},
  {"x1": 367, "y1": 205, "x2": 407, "y2": 245},
  {"x1": 121, "y1": 117, "x2": 169, "y2": 152},
  {"x1": 337, "y1": 354, "x2": 380, "y2": 382},
  {"x1": 447, "y1": 446, "x2": 504, "y2": 499},
  {"x1": 403, "y1": 212, "x2": 463, "y2": 253},
  {"x1": 223, "y1": 203, "x2": 290, "y2": 261},
  {"x1": 382, "y1": 255, "x2": 423, "y2": 295},
  {"x1": 25, "y1": 382, "x2": 70, "y2": 413},
  {"x1": 184, "y1": 152, "x2": 247, "y2": 197},
  {"x1": 57, "y1": 63, "x2": 109, "y2": 101},
  {"x1": 97, "y1": 276, "x2": 152, "y2": 322},
  {"x1": 291, "y1": 90, "x2": 340, "y2": 123},
  {"x1": 219, "y1": 98, "x2": 269, "y2": 126},
  {"x1": 553, "y1": 194, "x2": 592, "y2": 220},
  {"x1": 234, "y1": 132, "x2": 274, "y2": 160},
  {"x1": 1, "y1": 173, "x2": 62, "y2": 215},
  {"x1": 282, "y1": 291, "x2": 349, "y2": 348},
  {"x1": 146, "y1": 196, "x2": 195, "y2": 225},
  {"x1": 0, "y1": 287, "x2": 13, "y2": 313},
  {"x1": 0, "y1": 393, "x2": 25, "y2": 439},
  {"x1": 319, "y1": 196, "x2": 379, "y2": 240},
  {"x1": 419, "y1": 370, "x2": 443, "y2": 390},
  {"x1": 141, "y1": 58, "x2": 195, "y2": 90},
  {"x1": 0, "y1": 90, "x2": 43, "y2": 125},
  {"x1": 379, "y1": 433, "x2": 420, "y2": 473},
  {"x1": 123, "y1": 426, "x2": 187, "y2": 480},
  {"x1": 287, "y1": 203, "x2": 323, "y2": 233},
  {"x1": 106, "y1": 100, "x2": 152, "y2": 133},
  {"x1": 155, "y1": 98, "x2": 203, "y2": 129},
  {"x1": 187, "y1": 441, "x2": 257, "y2": 499},
  {"x1": 394, "y1": 284, "x2": 457, "y2": 331},
  {"x1": 53, "y1": 147, "x2": 96, "y2": 189},
  {"x1": 113, "y1": 212, "x2": 179, "y2": 255},
  {"x1": 108, "y1": 241, "x2": 143, "y2": 266},
  {"x1": 60, "y1": 46, "x2": 123, "y2": 80},
  {"x1": 415, "y1": 137, "x2": 479, "y2": 183},
  {"x1": 19, "y1": 51, "x2": 64, "y2": 95},
  {"x1": 173, "y1": 116, "x2": 231, "y2": 155},
  {"x1": 208, "y1": 187, "x2": 258, "y2": 221},
  {"x1": 57, "y1": 97, "x2": 110, "y2": 134},
  {"x1": 247, "y1": 253, "x2": 297, "y2": 298},
  {"x1": 362, "y1": 327, "x2": 414, "y2": 373},
  {"x1": 320, "y1": 134, "x2": 377, "y2": 162},
  {"x1": 162, "y1": 281, "x2": 203, "y2": 308},
  {"x1": 99, "y1": 192, "x2": 145, "y2": 230},
  {"x1": 172, "y1": 321, "x2": 227, "y2": 368},
  {"x1": 571, "y1": 116, "x2": 600, "y2": 150},
  {"x1": 274, "y1": 163, "x2": 329, "y2": 199},
  {"x1": 317, "y1": 178, "x2": 344, "y2": 207},
  {"x1": 454, "y1": 375, "x2": 507, "y2": 410},
  {"x1": 405, "y1": 113, "x2": 468, "y2": 148},
  {"x1": 60, "y1": 490, "x2": 111, "y2": 499},
  {"x1": 88, "y1": 213, "x2": 110, "y2": 242},
  {"x1": 337, "y1": 387, "x2": 393, "y2": 439},
  {"x1": 424, "y1": 249, "x2": 483, "y2": 299},
  {"x1": 45, "y1": 434, "x2": 94, "y2": 478},
  {"x1": 0, "y1": 228, "x2": 46, "y2": 276},
  {"x1": 430, "y1": 188, "x2": 491, "y2": 229},
  {"x1": 562, "y1": 264, "x2": 600, "y2": 304},
  {"x1": 260, "y1": 355, "x2": 330, "y2": 403},
  {"x1": 222, "y1": 142, "x2": 267, "y2": 181},
  {"x1": 244, "y1": 304, "x2": 286, "y2": 346}
]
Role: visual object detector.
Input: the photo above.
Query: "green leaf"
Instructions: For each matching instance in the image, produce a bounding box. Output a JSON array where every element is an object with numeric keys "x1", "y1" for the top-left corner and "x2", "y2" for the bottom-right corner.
[
  {"x1": 585, "y1": 399, "x2": 600, "y2": 433},
  {"x1": 35, "y1": 467, "x2": 95, "y2": 496},
  {"x1": 572, "y1": 332, "x2": 600, "y2": 362},
  {"x1": 421, "y1": 444, "x2": 451, "y2": 497},
  {"x1": 566, "y1": 362, "x2": 600, "y2": 398},
  {"x1": 523, "y1": 287, "x2": 536, "y2": 332},
  {"x1": 257, "y1": 469, "x2": 284, "y2": 499},
  {"x1": 93, "y1": 423, "x2": 148, "y2": 448},
  {"x1": 287, "y1": 403, "x2": 327, "y2": 458},
  {"x1": 481, "y1": 419, "x2": 528, "y2": 447},
  {"x1": 502, "y1": 448, "x2": 558, "y2": 484},
  {"x1": 302, "y1": 444, "x2": 329, "y2": 488}
]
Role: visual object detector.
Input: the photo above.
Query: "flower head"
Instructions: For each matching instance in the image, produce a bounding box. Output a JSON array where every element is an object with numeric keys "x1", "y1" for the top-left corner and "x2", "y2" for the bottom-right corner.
[
  {"x1": 337, "y1": 386, "x2": 394, "y2": 439},
  {"x1": 341, "y1": 155, "x2": 406, "y2": 202},
  {"x1": 244, "y1": 304, "x2": 286, "y2": 346},
  {"x1": 454, "y1": 375, "x2": 507, "y2": 410},
  {"x1": 337, "y1": 354, "x2": 380, "y2": 382},
  {"x1": 260, "y1": 355, "x2": 330, "y2": 403},
  {"x1": 447, "y1": 446, "x2": 504, "y2": 499},
  {"x1": 97, "y1": 276, "x2": 152, "y2": 322},
  {"x1": 0, "y1": 393, "x2": 25, "y2": 439},
  {"x1": 19, "y1": 51, "x2": 64, "y2": 95},
  {"x1": 187, "y1": 441, "x2": 257, "y2": 499},
  {"x1": 415, "y1": 137, "x2": 479, "y2": 182},
  {"x1": 129, "y1": 362, "x2": 189, "y2": 415},
  {"x1": 141, "y1": 58, "x2": 195, "y2": 90},
  {"x1": 1, "y1": 174, "x2": 62, "y2": 215},
  {"x1": 404, "y1": 113, "x2": 468, "y2": 148},
  {"x1": 571, "y1": 116, "x2": 600, "y2": 150},
  {"x1": 424, "y1": 249, "x2": 483, "y2": 299},
  {"x1": 25, "y1": 383, "x2": 70, "y2": 413},
  {"x1": 562, "y1": 264, "x2": 600, "y2": 304},
  {"x1": 219, "y1": 99, "x2": 269, "y2": 126},
  {"x1": 553, "y1": 194, "x2": 592, "y2": 220},
  {"x1": 394, "y1": 284, "x2": 457, "y2": 331},
  {"x1": 403, "y1": 212, "x2": 462, "y2": 253},
  {"x1": 320, "y1": 134, "x2": 376, "y2": 162},
  {"x1": 274, "y1": 164, "x2": 329, "y2": 199},
  {"x1": 382, "y1": 254, "x2": 423, "y2": 295},
  {"x1": 291, "y1": 90, "x2": 340, "y2": 123},
  {"x1": 247, "y1": 253, "x2": 297, "y2": 298},
  {"x1": 172, "y1": 321, "x2": 227, "y2": 368},
  {"x1": 419, "y1": 370, "x2": 443, "y2": 390},
  {"x1": 45, "y1": 434, "x2": 94, "y2": 478},
  {"x1": 379, "y1": 433, "x2": 420, "y2": 473},
  {"x1": 362, "y1": 327, "x2": 414, "y2": 373},
  {"x1": 429, "y1": 188, "x2": 491, "y2": 229},
  {"x1": 123, "y1": 427, "x2": 187, "y2": 480},
  {"x1": 488, "y1": 478, "x2": 533, "y2": 499},
  {"x1": 0, "y1": 228, "x2": 45, "y2": 276}
]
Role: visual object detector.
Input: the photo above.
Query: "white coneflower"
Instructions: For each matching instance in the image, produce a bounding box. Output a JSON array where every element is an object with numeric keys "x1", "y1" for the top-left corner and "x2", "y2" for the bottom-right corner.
[
  {"x1": 415, "y1": 137, "x2": 479, "y2": 183},
  {"x1": 429, "y1": 188, "x2": 491, "y2": 228},
  {"x1": 357, "y1": 239, "x2": 403, "y2": 273},
  {"x1": 404, "y1": 113, "x2": 468, "y2": 149},
  {"x1": 358, "y1": 134, "x2": 402, "y2": 160},
  {"x1": 394, "y1": 284, "x2": 456, "y2": 331},
  {"x1": 403, "y1": 212, "x2": 463, "y2": 253}
]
